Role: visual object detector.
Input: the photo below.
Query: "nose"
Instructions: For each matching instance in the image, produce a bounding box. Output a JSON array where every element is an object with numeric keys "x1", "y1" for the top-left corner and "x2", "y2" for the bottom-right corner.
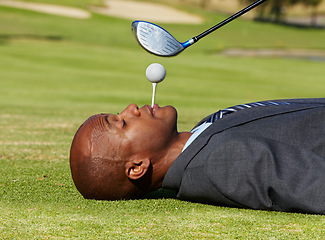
[{"x1": 121, "y1": 104, "x2": 140, "y2": 117}]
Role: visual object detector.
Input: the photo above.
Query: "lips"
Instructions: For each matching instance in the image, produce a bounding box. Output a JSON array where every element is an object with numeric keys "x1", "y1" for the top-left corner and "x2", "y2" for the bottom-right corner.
[
  {"x1": 142, "y1": 104, "x2": 159, "y2": 117},
  {"x1": 143, "y1": 105, "x2": 153, "y2": 116},
  {"x1": 152, "y1": 104, "x2": 159, "y2": 116}
]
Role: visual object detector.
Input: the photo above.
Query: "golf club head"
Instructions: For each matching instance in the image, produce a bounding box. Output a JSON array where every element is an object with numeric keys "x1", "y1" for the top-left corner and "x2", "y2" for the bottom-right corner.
[{"x1": 132, "y1": 21, "x2": 186, "y2": 57}]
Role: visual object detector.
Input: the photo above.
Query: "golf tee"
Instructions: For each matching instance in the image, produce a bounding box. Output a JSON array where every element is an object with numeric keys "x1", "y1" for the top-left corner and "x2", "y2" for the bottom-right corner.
[{"x1": 151, "y1": 83, "x2": 157, "y2": 107}]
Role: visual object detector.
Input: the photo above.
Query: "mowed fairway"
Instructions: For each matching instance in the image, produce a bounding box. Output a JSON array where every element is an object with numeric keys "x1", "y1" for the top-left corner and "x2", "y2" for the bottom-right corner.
[{"x1": 1, "y1": 1, "x2": 325, "y2": 239}]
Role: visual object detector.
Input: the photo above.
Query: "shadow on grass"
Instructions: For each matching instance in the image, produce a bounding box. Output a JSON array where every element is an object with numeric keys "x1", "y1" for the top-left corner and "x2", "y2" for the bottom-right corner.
[
  {"x1": 0, "y1": 34, "x2": 63, "y2": 44},
  {"x1": 143, "y1": 189, "x2": 177, "y2": 200},
  {"x1": 255, "y1": 17, "x2": 325, "y2": 29}
]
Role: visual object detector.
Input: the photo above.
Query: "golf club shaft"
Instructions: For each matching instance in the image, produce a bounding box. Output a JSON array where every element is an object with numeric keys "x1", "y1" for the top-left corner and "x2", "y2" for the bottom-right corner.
[{"x1": 192, "y1": 0, "x2": 267, "y2": 42}]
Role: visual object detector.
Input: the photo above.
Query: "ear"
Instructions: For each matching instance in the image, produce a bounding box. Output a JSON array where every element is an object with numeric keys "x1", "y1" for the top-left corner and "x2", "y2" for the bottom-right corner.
[{"x1": 125, "y1": 158, "x2": 150, "y2": 180}]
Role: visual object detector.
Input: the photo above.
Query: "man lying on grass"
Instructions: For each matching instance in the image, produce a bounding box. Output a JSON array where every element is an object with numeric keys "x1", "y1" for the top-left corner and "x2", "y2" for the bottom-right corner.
[{"x1": 70, "y1": 98, "x2": 325, "y2": 215}]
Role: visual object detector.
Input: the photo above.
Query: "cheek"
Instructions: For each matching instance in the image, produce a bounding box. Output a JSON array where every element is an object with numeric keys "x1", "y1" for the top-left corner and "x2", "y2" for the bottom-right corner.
[{"x1": 124, "y1": 126, "x2": 157, "y2": 149}]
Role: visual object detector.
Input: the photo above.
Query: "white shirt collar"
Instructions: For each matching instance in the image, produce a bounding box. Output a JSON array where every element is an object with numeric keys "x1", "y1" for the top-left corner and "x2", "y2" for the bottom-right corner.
[{"x1": 181, "y1": 122, "x2": 212, "y2": 152}]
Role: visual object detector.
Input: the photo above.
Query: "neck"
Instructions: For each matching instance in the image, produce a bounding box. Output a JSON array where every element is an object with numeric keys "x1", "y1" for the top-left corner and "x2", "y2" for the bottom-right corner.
[{"x1": 150, "y1": 131, "x2": 192, "y2": 190}]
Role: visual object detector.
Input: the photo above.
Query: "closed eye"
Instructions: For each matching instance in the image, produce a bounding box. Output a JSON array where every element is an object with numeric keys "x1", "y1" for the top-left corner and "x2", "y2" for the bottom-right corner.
[{"x1": 104, "y1": 116, "x2": 110, "y2": 126}]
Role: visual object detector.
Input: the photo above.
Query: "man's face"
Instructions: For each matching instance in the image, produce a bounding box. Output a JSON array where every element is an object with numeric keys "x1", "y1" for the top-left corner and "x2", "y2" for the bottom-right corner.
[{"x1": 84, "y1": 104, "x2": 178, "y2": 161}]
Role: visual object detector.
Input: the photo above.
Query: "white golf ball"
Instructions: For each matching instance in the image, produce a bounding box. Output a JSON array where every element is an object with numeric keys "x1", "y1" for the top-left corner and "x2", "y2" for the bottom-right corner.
[{"x1": 146, "y1": 63, "x2": 166, "y2": 83}]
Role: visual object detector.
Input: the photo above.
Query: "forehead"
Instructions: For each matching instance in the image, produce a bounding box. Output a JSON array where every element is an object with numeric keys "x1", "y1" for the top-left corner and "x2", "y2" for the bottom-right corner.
[{"x1": 80, "y1": 114, "x2": 128, "y2": 158}]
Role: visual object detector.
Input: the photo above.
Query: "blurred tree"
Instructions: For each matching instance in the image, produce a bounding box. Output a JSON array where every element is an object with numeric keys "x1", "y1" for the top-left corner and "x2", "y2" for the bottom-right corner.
[
  {"x1": 242, "y1": 0, "x2": 323, "y2": 25},
  {"x1": 300, "y1": 0, "x2": 322, "y2": 26},
  {"x1": 245, "y1": 0, "x2": 300, "y2": 22},
  {"x1": 200, "y1": 0, "x2": 211, "y2": 8}
]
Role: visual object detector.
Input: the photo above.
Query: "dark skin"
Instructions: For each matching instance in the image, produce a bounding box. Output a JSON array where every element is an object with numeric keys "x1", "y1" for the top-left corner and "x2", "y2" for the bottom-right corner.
[{"x1": 70, "y1": 104, "x2": 192, "y2": 200}]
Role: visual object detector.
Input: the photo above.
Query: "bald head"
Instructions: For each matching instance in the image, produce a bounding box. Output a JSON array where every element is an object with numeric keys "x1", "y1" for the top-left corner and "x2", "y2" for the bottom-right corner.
[{"x1": 69, "y1": 114, "x2": 149, "y2": 200}]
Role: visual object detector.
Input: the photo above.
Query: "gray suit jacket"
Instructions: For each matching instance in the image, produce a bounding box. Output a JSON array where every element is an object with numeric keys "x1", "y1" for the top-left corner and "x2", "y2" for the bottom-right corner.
[{"x1": 162, "y1": 98, "x2": 325, "y2": 214}]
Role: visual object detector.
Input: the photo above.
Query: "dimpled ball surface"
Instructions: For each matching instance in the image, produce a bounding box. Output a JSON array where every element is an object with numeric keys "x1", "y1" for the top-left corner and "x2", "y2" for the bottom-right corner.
[{"x1": 146, "y1": 63, "x2": 166, "y2": 83}]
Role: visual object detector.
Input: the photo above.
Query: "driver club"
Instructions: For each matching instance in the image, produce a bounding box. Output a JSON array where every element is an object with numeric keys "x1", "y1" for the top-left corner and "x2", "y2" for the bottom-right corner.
[{"x1": 132, "y1": 0, "x2": 267, "y2": 57}]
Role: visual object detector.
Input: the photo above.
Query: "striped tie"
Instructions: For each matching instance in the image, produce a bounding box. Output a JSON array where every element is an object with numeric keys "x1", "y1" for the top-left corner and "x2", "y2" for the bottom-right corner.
[{"x1": 208, "y1": 101, "x2": 290, "y2": 123}]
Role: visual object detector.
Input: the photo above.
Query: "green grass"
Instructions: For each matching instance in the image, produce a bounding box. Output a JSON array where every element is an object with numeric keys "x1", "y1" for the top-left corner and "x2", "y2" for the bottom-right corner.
[{"x1": 1, "y1": 1, "x2": 325, "y2": 239}]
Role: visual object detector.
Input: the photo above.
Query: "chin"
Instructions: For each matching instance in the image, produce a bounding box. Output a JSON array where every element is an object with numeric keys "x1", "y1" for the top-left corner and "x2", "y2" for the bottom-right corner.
[
  {"x1": 164, "y1": 105, "x2": 177, "y2": 113},
  {"x1": 167, "y1": 106, "x2": 178, "y2": 130},
  {"x1": 164, "y1": 105, "x2": 178, "y2": 119}
]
